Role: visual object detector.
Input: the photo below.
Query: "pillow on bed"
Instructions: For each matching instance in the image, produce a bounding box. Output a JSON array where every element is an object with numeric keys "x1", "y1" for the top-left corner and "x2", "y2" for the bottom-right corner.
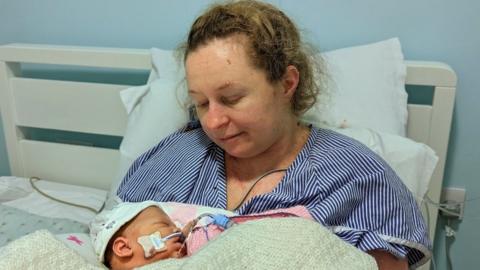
[
  {"x1": 302, "y1": 38, "x2": 408, "y2": 136},
  {"x1": 149, "y1": 47, "x2": 180, "y2": 81},
  {"x1": 331, "y1": 126, "x2": 438, "y2": 200},
  {"x1": 114, "y1": 78, "x2": 188, "y2": 194},
  {"x1": 111, "y1": 49, "x2": 189, "y2": 200}
]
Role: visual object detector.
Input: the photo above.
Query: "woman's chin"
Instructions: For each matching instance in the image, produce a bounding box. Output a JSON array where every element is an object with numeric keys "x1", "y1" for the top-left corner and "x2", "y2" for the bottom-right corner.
[
  {"x1": 216, "y1": 136, "x2": 266, "y2": 159},
  {"x1": 224, "y1": 147, "x2": 260, "y2": 159}
]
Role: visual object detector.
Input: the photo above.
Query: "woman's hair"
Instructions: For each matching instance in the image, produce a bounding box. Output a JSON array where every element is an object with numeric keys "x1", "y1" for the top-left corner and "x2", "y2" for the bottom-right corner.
[{"x1": 178, "y1": 0, "x2": 326, "y2": 116}]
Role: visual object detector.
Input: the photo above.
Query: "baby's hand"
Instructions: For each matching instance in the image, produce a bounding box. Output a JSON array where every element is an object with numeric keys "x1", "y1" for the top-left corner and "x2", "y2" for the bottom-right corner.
[
  {"x1": 177, "y1": 242, "x2": 187, "y2": 258},
  {"x1": 178, "y1": 219, "x2": 197, "y2": 255},
  {"x1": 181, "y1": 220, "x2": 197, "y2": 238}
]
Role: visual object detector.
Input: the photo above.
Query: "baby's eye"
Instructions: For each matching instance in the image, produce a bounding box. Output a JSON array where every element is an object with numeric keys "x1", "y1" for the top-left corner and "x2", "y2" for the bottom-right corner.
[{"x1": 153, "y1": 219, "x2": 172, "y2": 226}]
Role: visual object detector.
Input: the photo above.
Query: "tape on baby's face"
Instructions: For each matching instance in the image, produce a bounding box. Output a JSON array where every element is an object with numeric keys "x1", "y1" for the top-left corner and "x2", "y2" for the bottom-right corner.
[{"x1": 137, "y1": 231, "x2": 183, "y2": 258}]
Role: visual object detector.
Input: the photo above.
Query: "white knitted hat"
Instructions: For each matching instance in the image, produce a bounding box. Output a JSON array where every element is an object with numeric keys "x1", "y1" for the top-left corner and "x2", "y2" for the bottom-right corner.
[{"x1": 89, "y1": 200, "x2": 160, "y2": 262}]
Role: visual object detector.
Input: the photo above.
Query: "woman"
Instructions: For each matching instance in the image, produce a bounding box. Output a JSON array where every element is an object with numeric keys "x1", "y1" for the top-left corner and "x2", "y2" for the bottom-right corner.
[{"x1": 117, "y1": 1, "x2": 430, "y2": 269}]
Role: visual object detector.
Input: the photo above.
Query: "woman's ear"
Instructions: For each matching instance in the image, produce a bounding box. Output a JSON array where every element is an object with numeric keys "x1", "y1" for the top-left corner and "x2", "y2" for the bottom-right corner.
[
  {"x1": 281, "y1": 65, "x2": 300, "y2": 98},
  {"x1": 112, "y1": 236, "x2": 134, "y2": 258}
]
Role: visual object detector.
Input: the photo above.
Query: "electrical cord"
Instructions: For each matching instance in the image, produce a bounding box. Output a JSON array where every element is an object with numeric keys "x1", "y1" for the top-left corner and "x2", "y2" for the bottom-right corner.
[
  {"x1": 423, "y1": 195, "x2": 463, "y2": 218},
  {"x1": 420, "y1": 193, "x2": 480, "y2": 270},
  {"x1": 423, "y1": 193, "x2": 460, "y2": 270},
  {"x1": 421, "y1": 194, "x2": 460, "y2": 270},
  {"x1": 445, "y1": 219, "x2": 455, "y2": 270},
  {"x1": 29, "y1": 176, "x2": 104, "y2": 214},
  {"x1": 232, "y1": 168, "x2": 287, "y2": 211},
  {"x1": 422, "y1": 192, "x2": 480, "y2": 270}
]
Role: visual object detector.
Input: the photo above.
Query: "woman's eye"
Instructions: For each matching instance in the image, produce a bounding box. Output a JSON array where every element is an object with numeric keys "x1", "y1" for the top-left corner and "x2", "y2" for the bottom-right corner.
[
  {"x1": 222, "y1": 96, "x2": 241, "y2": 106},
  {"x1": 195, "y1": 101, "x2": 209, "y2": 109}
]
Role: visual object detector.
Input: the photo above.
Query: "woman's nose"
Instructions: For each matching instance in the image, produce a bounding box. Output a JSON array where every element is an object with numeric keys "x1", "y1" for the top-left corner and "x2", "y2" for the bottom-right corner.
[{"x1": 203, "y1": 104, "x2": 228, "y2": 130}]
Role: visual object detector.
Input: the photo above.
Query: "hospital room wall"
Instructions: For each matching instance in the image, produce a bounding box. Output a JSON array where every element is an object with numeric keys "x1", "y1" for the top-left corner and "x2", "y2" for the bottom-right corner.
[{"x1": 0, "y1": 1, "x2": 479, "y2": 269}]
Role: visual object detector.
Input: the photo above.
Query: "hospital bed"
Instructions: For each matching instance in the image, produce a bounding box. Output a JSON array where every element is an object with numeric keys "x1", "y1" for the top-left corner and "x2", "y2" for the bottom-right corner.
[{"x1": 0, "y1": 42, "x2": 456, "y2": 269}]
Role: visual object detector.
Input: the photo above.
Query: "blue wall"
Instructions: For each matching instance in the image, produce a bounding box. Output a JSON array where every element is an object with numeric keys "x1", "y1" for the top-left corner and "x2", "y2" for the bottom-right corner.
[{"x1": 1, "y1": 1, "x2": 479, "y2": 269}]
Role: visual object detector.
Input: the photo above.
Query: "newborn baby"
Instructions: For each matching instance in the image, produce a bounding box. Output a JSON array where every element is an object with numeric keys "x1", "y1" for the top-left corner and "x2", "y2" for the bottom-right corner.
[{"x1": 90, "y1": 201, "x2": 312, "y2": 270}]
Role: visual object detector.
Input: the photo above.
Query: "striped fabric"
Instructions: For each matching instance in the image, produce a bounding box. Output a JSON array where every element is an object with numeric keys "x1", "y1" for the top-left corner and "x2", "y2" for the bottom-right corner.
[{"x1": 117, "y1": 121, "x2": 431, "y2": 267}]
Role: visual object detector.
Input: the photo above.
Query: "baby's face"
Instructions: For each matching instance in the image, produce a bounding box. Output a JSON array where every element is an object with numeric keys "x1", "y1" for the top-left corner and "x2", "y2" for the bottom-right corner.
[{"x1": 127, "y1": 206, "x2": 185, "y2": 265}]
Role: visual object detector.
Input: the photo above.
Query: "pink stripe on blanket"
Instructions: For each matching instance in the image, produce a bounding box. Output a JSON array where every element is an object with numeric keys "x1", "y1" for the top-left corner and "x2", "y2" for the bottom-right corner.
[{"x1": 186, "y1": 205, "x2": 312, "y2": 256}]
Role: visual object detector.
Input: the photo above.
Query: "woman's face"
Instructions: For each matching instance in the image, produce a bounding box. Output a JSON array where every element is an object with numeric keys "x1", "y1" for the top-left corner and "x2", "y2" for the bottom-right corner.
[{"x1": 185, "y1": 35, "x2": 293, "y2": 159}]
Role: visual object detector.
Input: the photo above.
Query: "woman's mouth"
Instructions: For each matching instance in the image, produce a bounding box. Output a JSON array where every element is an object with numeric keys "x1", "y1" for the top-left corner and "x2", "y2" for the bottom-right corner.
[{"x1": 219, "y1": 133, "x2": 242, "y2": 142}]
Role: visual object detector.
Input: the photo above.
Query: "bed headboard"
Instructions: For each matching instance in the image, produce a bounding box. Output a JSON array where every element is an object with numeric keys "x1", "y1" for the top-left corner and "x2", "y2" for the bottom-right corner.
[
  {"x1": 0, "y1": 43, "x2": 456, "y2": 256},
  {"x1": 0, "y1": 44, "x2": 151, "y2": 190}
]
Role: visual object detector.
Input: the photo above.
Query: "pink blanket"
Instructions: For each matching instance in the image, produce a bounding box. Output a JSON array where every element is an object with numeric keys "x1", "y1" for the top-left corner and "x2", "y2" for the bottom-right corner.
[{"x1": 185, "y1": 205, "x2": 313, "y2": 255}]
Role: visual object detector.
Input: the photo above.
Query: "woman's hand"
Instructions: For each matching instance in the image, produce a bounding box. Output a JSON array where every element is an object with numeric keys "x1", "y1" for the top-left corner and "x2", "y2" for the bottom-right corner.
[{"x1": 368, "y1": 250, "x2": 408, "y2": 270}]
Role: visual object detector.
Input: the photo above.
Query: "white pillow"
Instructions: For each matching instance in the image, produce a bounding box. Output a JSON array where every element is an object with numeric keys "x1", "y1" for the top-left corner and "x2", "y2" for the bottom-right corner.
[
  {"x1": 111, "y1": 49, "x2": 189, "y2": 199},
  {"x1": 302, "y1": 38, "x2": 408, "y2": 136},
  {"x1": 113, "y1": 78, "x2": 189, "y2": 196},
  {"x1": 149, "y1": 47, "x2": 182, "y2": 81},
  {"x1": 332, "y1": 127, "x2": 438, "y2": 200}
]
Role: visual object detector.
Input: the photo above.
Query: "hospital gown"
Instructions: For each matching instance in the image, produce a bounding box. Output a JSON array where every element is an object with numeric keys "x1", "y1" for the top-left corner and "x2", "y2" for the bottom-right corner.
[{"x1": 117, "y1": 121, "x2": 431, "y2": 267}]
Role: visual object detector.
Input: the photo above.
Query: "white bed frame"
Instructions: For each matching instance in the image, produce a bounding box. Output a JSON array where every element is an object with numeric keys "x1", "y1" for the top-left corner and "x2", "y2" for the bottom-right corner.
[{"x1": 0, "y1": 43, "x2": 456, "y2": 268}]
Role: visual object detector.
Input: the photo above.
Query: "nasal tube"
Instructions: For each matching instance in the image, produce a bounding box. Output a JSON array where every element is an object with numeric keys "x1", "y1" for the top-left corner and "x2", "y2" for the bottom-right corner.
[{"x1": 137, "y1": 231, "x2": 183, "y2": 258}]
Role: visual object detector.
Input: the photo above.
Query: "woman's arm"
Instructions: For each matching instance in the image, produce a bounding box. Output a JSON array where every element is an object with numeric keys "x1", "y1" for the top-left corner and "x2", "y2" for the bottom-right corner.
[{"x1": 368, "y1": 250, "x2": 408, "y2": 270}]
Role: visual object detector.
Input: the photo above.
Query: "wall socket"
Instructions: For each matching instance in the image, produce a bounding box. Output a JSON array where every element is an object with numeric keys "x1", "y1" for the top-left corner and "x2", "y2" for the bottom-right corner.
[{"x1": 440, "y1": 187, "x2": 466, "y2": 219}]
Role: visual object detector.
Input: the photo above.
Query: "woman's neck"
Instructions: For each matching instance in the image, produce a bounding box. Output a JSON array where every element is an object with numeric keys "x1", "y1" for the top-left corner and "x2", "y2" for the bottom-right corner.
[{"x1": 225, "y1": 120, "x2": 310, "y2": 182}]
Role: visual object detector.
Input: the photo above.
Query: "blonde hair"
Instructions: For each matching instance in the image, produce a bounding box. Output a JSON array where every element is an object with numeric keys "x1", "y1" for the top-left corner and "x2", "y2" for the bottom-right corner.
[{"x1": 178, "y1": 0, "x2": 326, "y2": 115}]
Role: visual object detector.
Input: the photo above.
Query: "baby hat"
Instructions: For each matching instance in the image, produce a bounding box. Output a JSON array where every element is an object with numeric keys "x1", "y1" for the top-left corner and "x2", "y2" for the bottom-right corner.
[{"x1": 89, "y1": 200, "x2": 160, "y2": 262}]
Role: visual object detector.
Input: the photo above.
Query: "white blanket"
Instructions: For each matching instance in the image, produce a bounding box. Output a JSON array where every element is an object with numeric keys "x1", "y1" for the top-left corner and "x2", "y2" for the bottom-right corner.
[
  {"x1": 0, "y1": 230, "x2": 102, "y2": 270},
  {"x1": 141, "y1": 217, "x2": 378, "y2": 270},
  {"x1": 0, "y1": 218, "x2": 377, "y2": 270}
]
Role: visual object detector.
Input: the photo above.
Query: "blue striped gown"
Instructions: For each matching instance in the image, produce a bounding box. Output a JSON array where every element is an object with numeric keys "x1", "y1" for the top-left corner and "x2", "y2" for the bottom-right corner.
[{"x1": 117, "y1": 121, "x2": 431, "y2": 267}]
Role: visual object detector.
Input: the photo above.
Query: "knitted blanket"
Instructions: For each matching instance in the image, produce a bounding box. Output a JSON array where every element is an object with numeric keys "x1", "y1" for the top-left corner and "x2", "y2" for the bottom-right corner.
[
  {"x1": 0, "y1": 230, "x2": 102, "y2": 270},
  {"x1": 142, "y1": 217, "x2": 378, "y2": 270},
  {"x1": 0, "y1": 218, "x2": 377, "y2": 270}
]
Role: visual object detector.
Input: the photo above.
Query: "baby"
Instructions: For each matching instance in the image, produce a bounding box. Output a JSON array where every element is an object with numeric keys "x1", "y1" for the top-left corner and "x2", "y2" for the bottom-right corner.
[{"x1": 90, "y1": 201, "x2": 312, "y2": 270}]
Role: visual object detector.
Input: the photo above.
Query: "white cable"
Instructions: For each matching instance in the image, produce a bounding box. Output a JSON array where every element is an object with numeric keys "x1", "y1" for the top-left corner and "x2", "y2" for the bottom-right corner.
[
  {"x1": 29, "y1": 177, "x2": 104, "y2": 213},
  {"x1": 445, "y1": 219, "x2": 455, "y2": 270},
  {"x1": 421, "y1": 193, "x2": 460, "y2": 270},
  {"x1": 423, "y1": 194, "x2": 462, "y2": 218}
]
